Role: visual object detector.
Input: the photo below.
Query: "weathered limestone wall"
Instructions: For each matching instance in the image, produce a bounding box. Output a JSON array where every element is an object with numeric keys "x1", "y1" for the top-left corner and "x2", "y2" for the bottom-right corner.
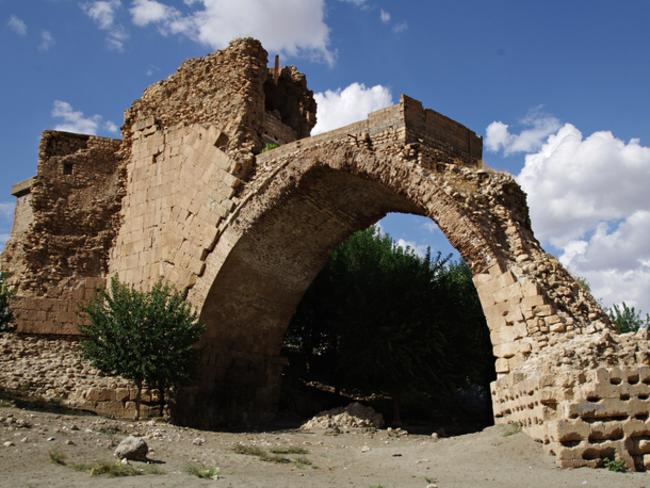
[
  {"x1": 108, "y1": 121, "x2": 243, "y2": 293},
  {"x1": 9, "y1": 178, "x2": 34, "y2": 237},
  {"x1": 1, "y1": 131, "x2": 123, "y2": 335},
  {"x1": 492, "y1": 329, "x2": 650, "y2": 471},
  {"x1": 0, "y1": 334, "x2": 162, "y2": 419}
]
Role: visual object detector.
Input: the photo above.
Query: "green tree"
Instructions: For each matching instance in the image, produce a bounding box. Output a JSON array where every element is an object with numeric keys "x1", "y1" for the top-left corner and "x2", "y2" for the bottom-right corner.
[
  {"x1": 608, "y1": 302, "x2": 650, "y2": 333},
  {"x1": 80, "y1": 277, "x2": 205, "y2": 417},
  {"x1": 0, "y1": 271, "x2": 14, "y2": 332},
  {"x1": 286, "y1": 226, "x2": 493, "y2": 424}
]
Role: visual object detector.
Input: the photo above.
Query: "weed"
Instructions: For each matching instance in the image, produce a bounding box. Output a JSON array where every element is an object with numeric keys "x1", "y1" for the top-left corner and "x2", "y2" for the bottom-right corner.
[
  {"x1": 184, "y1": 463, "x2": 221, "y2": 479},
  {"x1": 269, "y1": 446, "x2": 309, "y2": 455},
  {"x1": 49, "y1": 450, "x2": 67, "y2": 466},
  {"x1": 500, "y1": 423, "x2": 522, "y2": 437},
  {"x1": 50, "y1": 451, "x2": 163, "y2": 477},
  {"x1": 602, "y1": 456, "x2": 627, "y2": 473},
  {"x1": 97, "y1": 426, "x2": 120, "y2": 436},
  {"x1": 292, "y1": 456, "x2": 313, "y2": 468},
  {"x1": 232, "y1": 444, "x2": 267, "y2": 457},
  {"x1": 232, "y1": 443, "x2": 315, "y2": 467},
  {"x1": 260, "y1": 143, "x2": 279, "y2": 153},
  {"x1": 0, "y1": 399, "x2": 13, "y2": 408}
]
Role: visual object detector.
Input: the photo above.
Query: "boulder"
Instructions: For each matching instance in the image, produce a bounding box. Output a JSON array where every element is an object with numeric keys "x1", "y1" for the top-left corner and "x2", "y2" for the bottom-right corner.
[{"x1": 114, "y1": 435, "x2": 148, "y2": 461}]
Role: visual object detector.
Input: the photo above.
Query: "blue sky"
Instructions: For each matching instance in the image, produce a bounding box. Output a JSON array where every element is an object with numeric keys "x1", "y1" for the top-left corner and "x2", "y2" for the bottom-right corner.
[{"x1": 1, "y1": 0, "x2": 649, "y2": 310}]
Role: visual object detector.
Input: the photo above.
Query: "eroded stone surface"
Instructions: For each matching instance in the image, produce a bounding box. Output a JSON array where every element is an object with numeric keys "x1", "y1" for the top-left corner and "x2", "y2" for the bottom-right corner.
[{"x1": 1, "y1": 38, "x2": 646, "y2": 470}]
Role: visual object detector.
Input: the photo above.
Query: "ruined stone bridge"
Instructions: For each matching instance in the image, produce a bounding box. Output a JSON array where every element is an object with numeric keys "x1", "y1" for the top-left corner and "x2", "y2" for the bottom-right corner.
[{"x1": 2, "y1": 39, "x2": 650, "y2": 470}]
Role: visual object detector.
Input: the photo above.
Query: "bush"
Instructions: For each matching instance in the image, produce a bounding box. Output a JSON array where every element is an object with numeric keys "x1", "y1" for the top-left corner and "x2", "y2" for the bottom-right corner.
[
  {"x1": 608, "y1": 302, "x2": 649, "y2": 333},
  {"x1": 0, "y1": 271, "x2": 14, "y2": 332},
  {"x1": 79, "y1": 277, "x2": 205, "y2": 418}
]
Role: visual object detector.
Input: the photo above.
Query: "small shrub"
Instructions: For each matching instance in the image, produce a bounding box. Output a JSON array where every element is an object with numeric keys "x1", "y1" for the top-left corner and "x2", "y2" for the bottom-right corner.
[
  {"x1": 184, "y1": 463, "x2": 221, "y2": 479},
  {"x1": 608, "y1": 302, "x2": 650, "y2": 333},
  {"x1": 80, "y1": 277, "x2": 205, "y2": 418},
  {"x1": 602, "y1": 456, "x2": 627, "y2": 473},
  {"x1": 0, "y1": 271, "x2": 14, "y2": 332}
]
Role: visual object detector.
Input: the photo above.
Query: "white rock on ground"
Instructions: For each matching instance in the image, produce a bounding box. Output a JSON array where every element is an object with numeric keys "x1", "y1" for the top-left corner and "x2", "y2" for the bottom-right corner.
[{"x1": 114, "y1": 435, "x2": 148, "y2": 461}]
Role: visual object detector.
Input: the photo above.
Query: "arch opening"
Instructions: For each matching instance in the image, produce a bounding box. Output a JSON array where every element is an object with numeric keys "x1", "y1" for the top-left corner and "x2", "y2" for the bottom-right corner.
[{"x1": 177, "y1": 164, "x2": 496, "y2": 428}]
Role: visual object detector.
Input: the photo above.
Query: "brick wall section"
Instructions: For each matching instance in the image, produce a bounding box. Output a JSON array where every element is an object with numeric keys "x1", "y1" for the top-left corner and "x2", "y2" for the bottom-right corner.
[{"x1": 1, "y1": 131, "x2": 123, "y2": 334}]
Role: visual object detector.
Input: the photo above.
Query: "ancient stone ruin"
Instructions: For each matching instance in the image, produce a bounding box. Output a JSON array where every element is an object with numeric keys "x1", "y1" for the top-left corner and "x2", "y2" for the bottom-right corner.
[{"x1": 2, "y1": 38, "x2": 649, "y2": 470}]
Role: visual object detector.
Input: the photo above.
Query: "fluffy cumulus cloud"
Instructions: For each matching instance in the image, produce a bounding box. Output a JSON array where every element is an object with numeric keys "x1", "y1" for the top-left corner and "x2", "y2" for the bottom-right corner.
[
  {"x1": 379, "y1": 8, "x2": 391, "y2": 23},
  {"x1": 312, "y1": 82, "x2": 393, "y2": 135},
  {"x1": 486, "y1": 108, "x2": 561, "y2": 155},
  {"x1": 511, "y1": 119, "x2": 650, "y2": 311},
  {"x1": 7, "y1": 15, "x2": 27, "y2": 35},
  {"x1": 51, "y1": 100, "x2": 118, "y2": 135},
  {"x1": 128, "y1": 0, "x2": 334, "y2": 65},
  {"x1": 81, "y1": 0, "x2": 128, "y2": 50}
]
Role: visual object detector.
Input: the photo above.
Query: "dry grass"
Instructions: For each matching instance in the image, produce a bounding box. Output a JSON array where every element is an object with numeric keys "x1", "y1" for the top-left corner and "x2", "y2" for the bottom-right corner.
[
  {"x1": 184, "y1": 463, "x2": 221, "y2": 479},
  {"x1": 49, "y1": 450, "x2": 163, "y2": 477},
  {"x1": 232, "y1": 443, "x2": 314, "y2": 467}
]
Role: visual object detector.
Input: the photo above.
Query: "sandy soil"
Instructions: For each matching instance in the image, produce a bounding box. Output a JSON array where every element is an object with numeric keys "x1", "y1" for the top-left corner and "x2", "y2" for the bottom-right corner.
[{"x1": 1, "y1": 404, "x2": 648, "y2": 488}]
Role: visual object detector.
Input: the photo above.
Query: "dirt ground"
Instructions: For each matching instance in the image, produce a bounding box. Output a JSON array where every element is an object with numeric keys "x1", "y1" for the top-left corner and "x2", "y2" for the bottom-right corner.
[{"x1": 1, "y1": 403, "x2": 649, "y2": 488}]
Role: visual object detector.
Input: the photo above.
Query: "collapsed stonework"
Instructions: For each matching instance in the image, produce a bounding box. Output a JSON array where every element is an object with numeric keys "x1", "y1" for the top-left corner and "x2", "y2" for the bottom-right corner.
[{"x1": 1, "y1": 38, "x2": 647, "y2": 470}]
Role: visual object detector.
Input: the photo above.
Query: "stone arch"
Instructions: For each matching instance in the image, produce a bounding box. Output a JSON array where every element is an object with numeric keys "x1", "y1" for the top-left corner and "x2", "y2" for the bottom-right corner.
[{"x1": 173, "y1": 104, "x2": 605, "y2": 427}]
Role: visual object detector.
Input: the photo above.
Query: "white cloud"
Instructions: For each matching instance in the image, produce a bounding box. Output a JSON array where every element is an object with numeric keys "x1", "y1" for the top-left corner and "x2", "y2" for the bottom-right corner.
[
  {"x1": 0, "y1": 202, "x2": 14, "y2": 221},
  {"x1": 395, "y1": 238, "x2": 428, "y2": 258},
  {"x1": 51, "y1": 100, "x2": 118, "y2": 136},
  {"x1": 486, "y1": 108, "x2": 561, "y2": 155},
  {"x1": 312, "y1": 82, "x2": 393, "y2": 135},
  {"x1": 7, "y1": 15, "x2": 27, "y2": 35},
  {"x1": 379, "y1": 9, "x2": 391, "y2": 23},
  {"x1": 392, "y1": 21, "x2": 408, "y2": 33},
  {"x1": 422, "y1": 221, "x2": 440, "y2": 234},
  {"x1": 104, "y1": 120, "x2": 119, "y2": 133},
  {"x1": 514, "y1": 119, "x2": 650, "y2": 312},
  {"x1": 130, "y1": 0, "x2": 178, "y2": 26},
  {"x1": 129, "y1": 0, "x2": 334, "y2": 65},
  {"x1": 39, "y1": 30, "x2": 55, "y2": 51},
  {"x1": 81, "y1": 0, "x2": 128, "y2": 50}
]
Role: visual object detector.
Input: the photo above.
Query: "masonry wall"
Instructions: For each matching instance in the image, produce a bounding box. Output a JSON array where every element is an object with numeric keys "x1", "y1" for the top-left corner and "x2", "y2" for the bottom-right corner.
[
  {"x1": 108, "y1": 121, "x2": 243, "y2": 296},
  {"x1": 1, "y1": 131, "x2": 123, "y2": 334},
  {"x1": 402, "y1": 95, "x2": 483, "y2": 166},
  {"x1": 9, "y1": 178, "x2": 34, "y2": 236}
]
